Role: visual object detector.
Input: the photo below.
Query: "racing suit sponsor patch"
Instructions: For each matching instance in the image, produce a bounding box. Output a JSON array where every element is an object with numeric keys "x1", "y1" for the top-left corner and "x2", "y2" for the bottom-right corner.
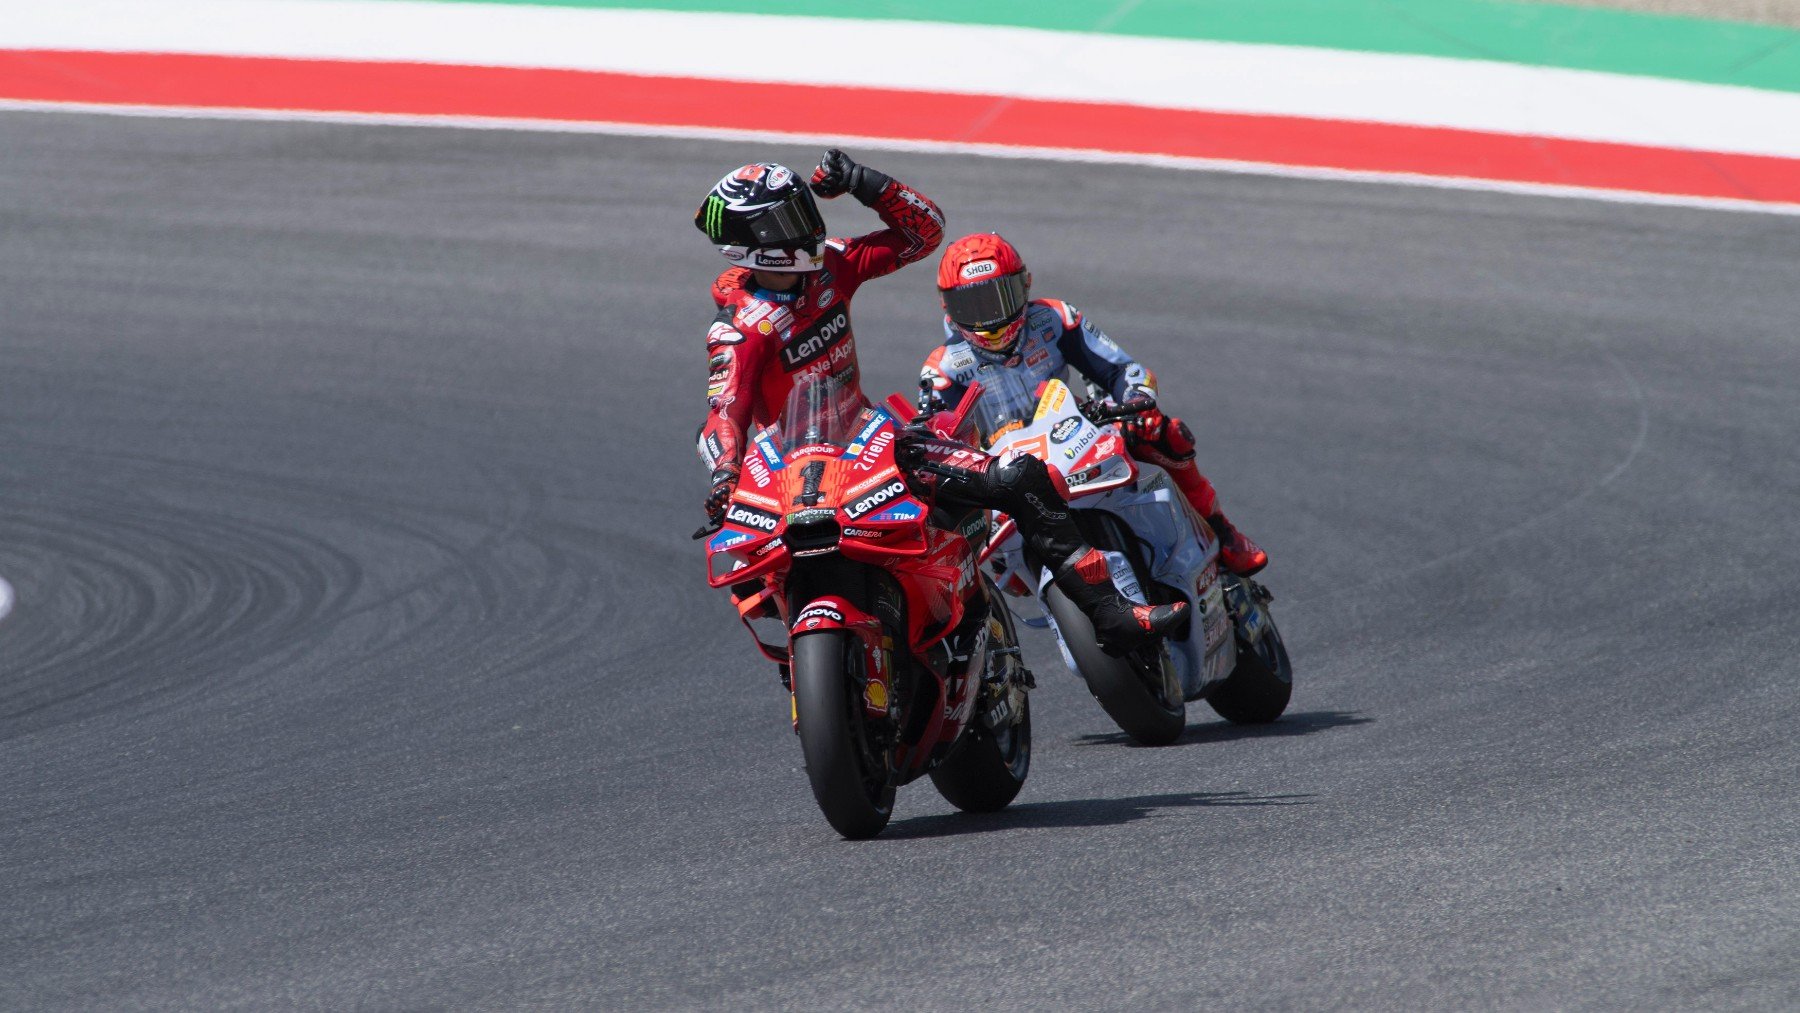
[{"x1": 781, "y1": 308, "x2": 851, "y2": 370}]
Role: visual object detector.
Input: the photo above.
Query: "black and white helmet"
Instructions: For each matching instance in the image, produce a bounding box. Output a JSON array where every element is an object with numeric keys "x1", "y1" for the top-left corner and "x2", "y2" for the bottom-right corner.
[{"x1": 693, "y1": 162, "x2": 827, "y2": 273}]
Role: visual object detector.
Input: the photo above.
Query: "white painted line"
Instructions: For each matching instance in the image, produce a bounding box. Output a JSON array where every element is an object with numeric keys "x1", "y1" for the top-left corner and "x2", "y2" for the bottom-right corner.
[
  {"x1": 7, "y1": 0, "x2": 1800, "y2": 158},
  {"x1": 0, "y1": 576, "x2": 13, "y2": 623},
  {"x1": 6, "y1": 98, "x2": 1799, "y2": 218}
]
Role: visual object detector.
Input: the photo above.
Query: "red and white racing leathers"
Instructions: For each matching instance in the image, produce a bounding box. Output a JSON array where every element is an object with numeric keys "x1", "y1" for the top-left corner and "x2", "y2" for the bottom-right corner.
[
  {"x1": 697, "y1": 179, "x2": 943, "y2": 474},
  {"x1": 922, "y1": 298, "x2": 1267, "y2": 575}
]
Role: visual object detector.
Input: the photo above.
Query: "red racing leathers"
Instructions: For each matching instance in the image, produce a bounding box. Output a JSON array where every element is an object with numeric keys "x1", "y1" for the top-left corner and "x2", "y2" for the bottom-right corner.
[{"x1": 697, "y1": 178, "x2": 944, "y2": 475}]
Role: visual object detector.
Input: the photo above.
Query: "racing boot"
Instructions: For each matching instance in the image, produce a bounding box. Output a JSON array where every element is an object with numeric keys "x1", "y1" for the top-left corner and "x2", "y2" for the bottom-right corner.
[
  {"x1": 1126, "y1": 415, "x2": 1269, "y2": 576},
  {"x1": 1052, "y1": 548, "x2": 1189, "y2": 653},
  {"x1": 1207, "y1": 512, "x2": 1268, "y2": 577},
  {"x1": 1158, "y1": 463, "x2": 1267, "y2": 576}
]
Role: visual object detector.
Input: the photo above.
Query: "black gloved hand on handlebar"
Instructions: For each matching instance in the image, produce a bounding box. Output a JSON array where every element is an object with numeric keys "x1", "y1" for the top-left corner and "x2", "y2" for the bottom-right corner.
[
  {"x1": 703, "y1": 465, "x2": 739, "y2": 524},
  {"x1": 1082, "y1": 394, "x2": 1157, "y2": 423},
  {"x1": 810, "y1": 149, "x2": 893, "y2": 205}
]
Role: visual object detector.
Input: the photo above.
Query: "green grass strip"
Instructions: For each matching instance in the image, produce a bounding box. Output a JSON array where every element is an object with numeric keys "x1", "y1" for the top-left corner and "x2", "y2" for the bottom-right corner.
[{"x1": 398, "y1": 0, "x2": 1800, "y2": 93}]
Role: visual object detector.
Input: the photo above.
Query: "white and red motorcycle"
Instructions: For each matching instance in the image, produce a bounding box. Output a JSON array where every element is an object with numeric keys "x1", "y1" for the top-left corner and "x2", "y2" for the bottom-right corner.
[{"x1": 970, "y1": 365, "x2": 1292, "y2": 745}]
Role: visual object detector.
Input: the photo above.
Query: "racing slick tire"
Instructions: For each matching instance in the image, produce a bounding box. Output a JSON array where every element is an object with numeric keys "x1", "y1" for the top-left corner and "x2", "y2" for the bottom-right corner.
[
  {"x1": 792, "y1": 631, "x2": 896, "y2": 839},
  {"x1": 1206, "y1": 613, "x2": 1293, "y2": 725},
  {"x1": 1043, "y1": 585, "x2": 1186, "y2": 746},
  {"x1": 928, "y1": 696, "x2": 1031, "y2": 813},
  {"x1": 929, "y1": 588, "x2": 1032, "y2": 812}
]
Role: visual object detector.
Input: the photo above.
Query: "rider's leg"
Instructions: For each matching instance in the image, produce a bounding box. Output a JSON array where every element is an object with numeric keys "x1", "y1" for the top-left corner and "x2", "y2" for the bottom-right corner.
[
  {"x1": 1127, "y1": 414, "x2": 1267, "y2": 576},
  {"x1": 906, "y1": 438, "x2": 1186, "y2": 647}
]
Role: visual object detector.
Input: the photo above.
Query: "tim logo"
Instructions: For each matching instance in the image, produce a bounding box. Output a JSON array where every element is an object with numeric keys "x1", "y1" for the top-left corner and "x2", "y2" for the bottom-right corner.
[{"x1": 781, "y1": 309, "x2": 851, "y2": 369}]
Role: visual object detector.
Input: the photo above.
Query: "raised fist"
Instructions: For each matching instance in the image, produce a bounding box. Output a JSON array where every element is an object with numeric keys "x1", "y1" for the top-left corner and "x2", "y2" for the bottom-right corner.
[{"x1": 810, "y1": 149, "x2": 892, "y2": 204}]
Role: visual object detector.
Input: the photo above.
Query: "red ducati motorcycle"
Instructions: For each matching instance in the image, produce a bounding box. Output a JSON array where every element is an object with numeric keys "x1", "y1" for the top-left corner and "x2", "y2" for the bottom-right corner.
[{"x1": 699, "y1": 374, "x2": 1032, "y2": 839}]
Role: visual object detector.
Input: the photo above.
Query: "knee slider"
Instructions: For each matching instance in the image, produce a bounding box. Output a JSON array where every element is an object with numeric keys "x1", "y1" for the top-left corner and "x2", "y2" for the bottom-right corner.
[{"x1": 992, "y1": 452, "x2": 1051, "y2": 495}]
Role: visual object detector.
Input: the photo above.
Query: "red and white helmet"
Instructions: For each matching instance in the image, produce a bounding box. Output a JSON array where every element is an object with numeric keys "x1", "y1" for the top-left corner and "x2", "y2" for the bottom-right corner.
[{"x1": 937, "y1": 233, "x2": 1031, "y2": 353}]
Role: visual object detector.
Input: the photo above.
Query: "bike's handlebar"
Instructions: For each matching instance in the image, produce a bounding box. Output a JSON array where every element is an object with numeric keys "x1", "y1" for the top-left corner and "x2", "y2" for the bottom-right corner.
[{"x1": 1080, "y1": 397, "x2": 1156, "y2": 424}]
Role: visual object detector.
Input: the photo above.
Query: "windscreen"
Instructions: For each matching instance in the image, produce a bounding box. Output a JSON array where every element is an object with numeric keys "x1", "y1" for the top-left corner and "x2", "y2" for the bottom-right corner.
[
  {"x1": 779, "y1": 372, "x2": 867, "y2": 454},
  {"x1": 971, "y1": 364, "x2": 1040, "y2": 448}
]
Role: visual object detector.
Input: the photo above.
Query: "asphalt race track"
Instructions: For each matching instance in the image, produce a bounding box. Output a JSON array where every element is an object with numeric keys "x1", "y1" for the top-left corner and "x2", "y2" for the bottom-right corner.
[{"x1": 2, "y1": 111, "x2": 1797, "y2": 1008}]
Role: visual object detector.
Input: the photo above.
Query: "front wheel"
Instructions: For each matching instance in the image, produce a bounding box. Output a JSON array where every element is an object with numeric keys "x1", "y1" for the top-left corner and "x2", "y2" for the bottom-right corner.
[
  {"x1": 1043, "y1": 585, "x2": 1185, "y2": 746},
  {"x1": 792, "y1": 632, "x2": 895, "y2": 839},
  {"x1": 1206, "y1": 613, "x2": 1293, "y2": 725}
]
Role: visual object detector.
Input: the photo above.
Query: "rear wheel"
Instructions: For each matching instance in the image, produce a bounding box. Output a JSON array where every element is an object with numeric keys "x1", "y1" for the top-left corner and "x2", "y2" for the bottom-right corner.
[
  {"x1": 930, "y1": 587, "x2": 1032, "y2": 811},
  {"x1": 792, "y1": 632, "x2": 895, "y2": 839},
  {"x1": 929, "y1": 697, "x2": 1031, "y2": 812},
  {"x1": 1043, "y1": 585, "x2": 1185, "y2": 746},
  {"x1": 1206, "y1": 612, "x2": 1293, "y2": 725}
]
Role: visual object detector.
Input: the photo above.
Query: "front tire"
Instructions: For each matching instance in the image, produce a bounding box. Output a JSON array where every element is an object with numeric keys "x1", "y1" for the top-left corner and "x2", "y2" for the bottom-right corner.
[
  {"x1": 1206, "y1": 614, "x2": 1293, "y2": 725},
  {"x1": 1043, "y1": 585, "x2": 1185, "y2": 746},
  {"x1": 792, "y1": 632, "x2": 895, "y2": 839}
]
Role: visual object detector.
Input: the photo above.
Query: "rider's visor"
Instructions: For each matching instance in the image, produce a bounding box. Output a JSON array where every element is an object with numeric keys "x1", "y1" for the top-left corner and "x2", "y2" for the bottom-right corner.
[
  {"x1": 942, "y1": 272, "x2": 1029, "y2": 332},
  {"x1": 747, "y1": 192, "x2": 827, "y2": 252}
]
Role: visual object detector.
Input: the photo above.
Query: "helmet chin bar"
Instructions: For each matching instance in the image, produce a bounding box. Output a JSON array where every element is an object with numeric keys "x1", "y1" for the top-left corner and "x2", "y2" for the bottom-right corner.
[
  {"x1": 720, "y1": 244, "x2": 825, "y2": 273},
  {"x1": 963, "y1": 316, "x2": 1025, "y2": 353}
]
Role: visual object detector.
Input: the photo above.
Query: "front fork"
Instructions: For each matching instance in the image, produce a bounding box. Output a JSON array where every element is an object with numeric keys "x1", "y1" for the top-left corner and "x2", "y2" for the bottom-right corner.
[{"x1": 787, "y1": 595, "x2": 893, "y2": 730}]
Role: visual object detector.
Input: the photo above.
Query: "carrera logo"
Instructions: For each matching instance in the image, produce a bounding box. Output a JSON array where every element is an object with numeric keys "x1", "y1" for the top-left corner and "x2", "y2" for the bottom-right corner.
[
  {"x1": 1050, "y1": 417, "x2": 1081, "y2": 443},
  {"x1": 843, "y1": 527, "x2": 882, "y2": 539},
  {"x1": 725, "y1": 504, "x2": 779, "y2": 532},
  {"x1": 959, "y1": 260, "x2": 998, "y2": 280},
  {"x1": 845, "y1": 479, "x2": 906, "y2": 520},
  {"x1": 782, "y1": 309, "x2": 851, "y2": 369}
]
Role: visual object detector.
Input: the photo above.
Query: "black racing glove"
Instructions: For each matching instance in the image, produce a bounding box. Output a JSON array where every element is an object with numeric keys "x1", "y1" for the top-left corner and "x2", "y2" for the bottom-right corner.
[
  {"x1": 810, "y1": 149, "x2": 893, "y2": 205},
  {"x1": 703, "y1": 465, "x2": 739, "y2": 524}
]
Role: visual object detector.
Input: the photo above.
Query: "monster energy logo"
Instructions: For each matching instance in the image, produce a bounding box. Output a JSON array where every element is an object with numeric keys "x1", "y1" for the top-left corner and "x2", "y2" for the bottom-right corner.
[{"x1": 702, "y1": 195, "x2": 727, "y2": 241}]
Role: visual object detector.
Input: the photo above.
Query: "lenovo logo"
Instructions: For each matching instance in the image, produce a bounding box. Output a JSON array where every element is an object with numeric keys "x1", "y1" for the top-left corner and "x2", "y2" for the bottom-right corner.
[
  {"x1": 725, "y1": 504, "x2": 779, "y2": 532},
  {"x1": 845, "y1": 479, "x2": 906, "y2": 520},
  {"x1": 781, "y1": 309, "x2": 851, "y2": 369}
]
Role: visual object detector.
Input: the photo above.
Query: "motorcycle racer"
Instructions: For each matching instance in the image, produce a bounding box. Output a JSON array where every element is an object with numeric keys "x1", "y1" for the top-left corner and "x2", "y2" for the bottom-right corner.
[
  {"x1": 695, "y1": 152, "x2": 1185, "y2": 648},
  {"x1": 924, "y1": 233, "x2": 1268, "y2": 576}
]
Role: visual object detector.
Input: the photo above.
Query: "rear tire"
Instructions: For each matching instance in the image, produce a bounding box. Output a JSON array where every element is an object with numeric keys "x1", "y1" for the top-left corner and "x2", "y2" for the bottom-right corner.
[
  {"x1": 929, "y1": 696, "x2": 1031, "y2": 812},
  {"x1": 792, "y1": 632, "x2": 895, "y2": 839},
  {"x1": 1043, "y1": 585, "x2": 1185, "y2": 746},
  {"x1": 1206, "y1": 615, "x2": 1293, "y2": 725}
]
